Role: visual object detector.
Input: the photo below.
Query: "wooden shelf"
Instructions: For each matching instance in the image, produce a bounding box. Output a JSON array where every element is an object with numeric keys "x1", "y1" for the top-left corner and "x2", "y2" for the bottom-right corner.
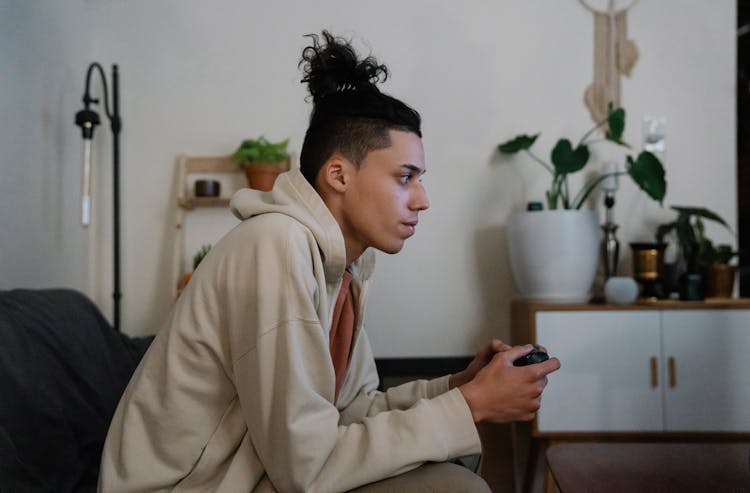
[
  {"x1": 175, "y1": 154, "x2": 292, "y2": 210},
  {"x1": 175, "y1": 155, "x2": 240, "y2": 210},
  {"x1": 513, "y1": 297, "x2": 750, "y2": 312},
  {"x1": 172, "y1": 155, "x2": 243, "y2": 299},
  {"x1": 171, "y1": 153, "x2": 294, "y2": 299},
  {"x1": 178, "y1": 197, "x2": 231, "y2": 210},
  {"x1": 634, "y1": 297, "x2": 750, "y2": 308}
]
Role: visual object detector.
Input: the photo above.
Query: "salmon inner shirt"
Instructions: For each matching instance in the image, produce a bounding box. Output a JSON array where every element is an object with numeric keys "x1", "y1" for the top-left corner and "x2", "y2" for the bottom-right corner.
[{"x1": 329, "y1": 269, "x2": 354, "y2": 402}]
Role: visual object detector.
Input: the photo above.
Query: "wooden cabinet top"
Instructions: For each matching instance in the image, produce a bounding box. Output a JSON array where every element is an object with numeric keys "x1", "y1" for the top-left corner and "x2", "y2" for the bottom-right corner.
[{"x1": 512, "y1": 298, "x2": 750, "y2": 312}]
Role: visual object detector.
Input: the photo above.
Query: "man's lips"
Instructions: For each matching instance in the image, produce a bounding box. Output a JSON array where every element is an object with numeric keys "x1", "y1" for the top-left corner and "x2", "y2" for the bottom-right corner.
[{"x1": 402, "y1": 221, "x2": 418, "y2": 236}]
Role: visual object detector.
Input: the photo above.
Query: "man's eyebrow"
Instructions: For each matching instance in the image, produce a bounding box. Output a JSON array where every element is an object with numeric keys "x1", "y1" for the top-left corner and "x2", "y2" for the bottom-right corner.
[{"x1": 401, "y1": 164, "x2": 426, "y2": 175}]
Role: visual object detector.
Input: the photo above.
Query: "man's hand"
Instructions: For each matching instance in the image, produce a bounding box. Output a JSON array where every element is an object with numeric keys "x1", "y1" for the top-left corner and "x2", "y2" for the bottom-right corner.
[
  {"x1": 449, "y1": 339, "x2": 512, "y2": 389},
  {"x1": 458, "y1": 345, "x2": 561, "y2": 423}
]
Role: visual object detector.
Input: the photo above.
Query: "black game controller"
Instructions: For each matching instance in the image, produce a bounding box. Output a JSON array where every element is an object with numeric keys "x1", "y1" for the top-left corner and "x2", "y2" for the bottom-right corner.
[{"x1": 513, "y1": 348, "x2": 549, "y2": 367}]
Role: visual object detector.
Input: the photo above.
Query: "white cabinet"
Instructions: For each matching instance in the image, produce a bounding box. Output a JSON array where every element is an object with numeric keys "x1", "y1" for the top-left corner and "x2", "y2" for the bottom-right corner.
[
  {"x1": 536, "y1": 311, "x2": 663, "y2": 432},
  {"x1": 521, "y1": 305, "x2": 750, "y2": 435},
  {"x1": 661, "y1": 310, "x2": 750, "y2": 432}
]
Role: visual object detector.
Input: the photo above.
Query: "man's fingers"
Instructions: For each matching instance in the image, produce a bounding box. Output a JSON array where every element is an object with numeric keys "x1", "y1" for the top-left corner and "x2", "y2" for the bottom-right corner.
[
  {"x1": 516, "y1": 356, "x2": 561, "y2": 380},
  {"x1": 491, "y1": 339, "x2": 511, "y2": 352},
  {"x1": 536, "y1": 357, "x2": 561, "y2": 376},
  {"x1": 496, "y1": 344, "x2": 534, "y2": 363},
  {"x1": 480, "y1": 339, "x2": 510, "y2": 359}
]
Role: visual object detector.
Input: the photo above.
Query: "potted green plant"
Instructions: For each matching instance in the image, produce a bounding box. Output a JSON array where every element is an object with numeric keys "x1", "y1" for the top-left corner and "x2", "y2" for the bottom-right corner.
[
  {"x1": 232, "y1": 136, "x2": 290, "y2": 191},
  {"x1": 656, "y1": 206, "x2": 738, "y2": 299},
  {"x1": 179, "y1": 244, "x2": 212, "y2": 296},
  {"x1": 497, "y1": 104, "x2": 667, "y2": 303},
  {"x1": 498, "y1": 104, "x2": 666, "y2": 210}
]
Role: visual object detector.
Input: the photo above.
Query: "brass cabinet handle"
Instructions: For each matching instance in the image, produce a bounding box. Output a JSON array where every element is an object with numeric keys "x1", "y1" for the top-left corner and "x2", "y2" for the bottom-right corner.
[
  {"x1": 668, "y1": 357, "x2": 677, "y2": 387},
  {"x1": 650, "y1": 357, "x2": 658, "y2": 388}
]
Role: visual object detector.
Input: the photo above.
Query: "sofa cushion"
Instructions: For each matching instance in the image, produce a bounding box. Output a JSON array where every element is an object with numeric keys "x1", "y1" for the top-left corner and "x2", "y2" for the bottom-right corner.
[{"x1": 0, "y1": 289, "x2": 153, "y2": 492}]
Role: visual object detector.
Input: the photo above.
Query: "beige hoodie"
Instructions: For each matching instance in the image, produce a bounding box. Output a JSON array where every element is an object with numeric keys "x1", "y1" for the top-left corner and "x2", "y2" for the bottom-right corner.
[{"x1": 98, "y1": 169, "x2": 480, "y2": 493}]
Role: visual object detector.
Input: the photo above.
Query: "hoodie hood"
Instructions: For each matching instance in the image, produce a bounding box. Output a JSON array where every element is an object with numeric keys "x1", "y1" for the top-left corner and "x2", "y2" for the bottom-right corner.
[{"x1": 229, "y1": 169, "x2": 374, "y2": 283}]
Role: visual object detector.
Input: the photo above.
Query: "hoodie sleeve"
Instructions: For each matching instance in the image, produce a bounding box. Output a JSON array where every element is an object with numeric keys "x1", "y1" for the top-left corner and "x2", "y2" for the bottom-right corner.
[
  {"x1": 336, "y1": 331, "x2": 454, "y2": 426},
  {"x1": 226, "y1": 220, "x2": 480, "y2": 493}
]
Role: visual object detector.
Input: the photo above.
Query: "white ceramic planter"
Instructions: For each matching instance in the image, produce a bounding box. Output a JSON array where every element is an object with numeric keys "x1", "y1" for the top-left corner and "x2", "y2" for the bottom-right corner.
[{"x1": 506, "y1": 209, "x2": 600, "y2": 303}]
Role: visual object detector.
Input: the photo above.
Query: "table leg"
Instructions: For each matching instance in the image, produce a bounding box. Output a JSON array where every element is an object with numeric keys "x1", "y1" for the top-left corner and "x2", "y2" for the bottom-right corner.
[
  {"x1": 543, "y1": 465, "x2": 556, "y2": 493},
  {"x1": 542, "y1": 440, "x2": 559, "y2": 493},
  {"x1": 521, "y1": 437, "x2": 539, "y2": 493},
  {"x1": 478, "y1": 423, "x2": 515, "y2": 492}
]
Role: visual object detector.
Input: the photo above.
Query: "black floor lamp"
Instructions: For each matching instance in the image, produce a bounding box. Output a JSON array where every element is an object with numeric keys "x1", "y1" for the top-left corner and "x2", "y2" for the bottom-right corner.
[{"x1": 74, "y1": 62, "x2": 122, "y2": 331}]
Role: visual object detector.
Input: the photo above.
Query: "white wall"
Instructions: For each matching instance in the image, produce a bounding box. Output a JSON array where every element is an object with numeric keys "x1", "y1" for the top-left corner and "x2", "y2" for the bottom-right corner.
[
  {"x1": 1, "y1": 1, "x2": 737, "y2": 356},
  {"x1": 0, "y1": 2, "x2": 96, "y2": 292}
]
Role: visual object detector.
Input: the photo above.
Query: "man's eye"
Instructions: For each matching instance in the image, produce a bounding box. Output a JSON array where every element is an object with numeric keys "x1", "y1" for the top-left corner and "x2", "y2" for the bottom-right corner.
[{"x1": 399, "y1": 175, "x2": 411, "y2": 184}]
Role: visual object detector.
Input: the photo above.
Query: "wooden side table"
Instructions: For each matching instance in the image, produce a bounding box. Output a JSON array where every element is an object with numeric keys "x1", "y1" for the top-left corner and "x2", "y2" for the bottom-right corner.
[
  {"x1": 510, "y1": 299, "x2": 750, "y2": 493},
  {"x1": 546, "y1": 441, "x2": 750, "y2": 493}
]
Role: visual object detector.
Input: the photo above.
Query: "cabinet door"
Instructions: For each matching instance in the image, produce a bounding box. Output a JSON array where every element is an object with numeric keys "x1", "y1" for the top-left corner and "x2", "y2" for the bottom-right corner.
[
  {"x1": 536, "y1": 311, "x2": 663, "y2": 433},
  {"x1": 662, "y1": 310, "x2": 750, "y2": 432}
]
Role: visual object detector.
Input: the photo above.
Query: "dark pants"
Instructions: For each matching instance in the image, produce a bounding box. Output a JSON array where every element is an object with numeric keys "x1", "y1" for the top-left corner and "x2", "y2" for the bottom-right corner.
[{"x1": 348, "y1": 462, "x2": 491, "y2": 493}]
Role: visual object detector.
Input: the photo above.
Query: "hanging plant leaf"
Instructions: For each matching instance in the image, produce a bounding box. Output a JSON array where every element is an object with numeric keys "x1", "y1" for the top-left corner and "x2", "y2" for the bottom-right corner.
[
  {"x1": 675, "y1": 213, "x2": 698, "y2": 267},
  {"x1": 551, "y1": 139, "x2": 590, "y2": 174},
  {"x1": 605, "y1": 103, "x2": 627, "y2": 145},
  {"x1": 655, "y1": 221, "x2": 676, "y2": 244},
  {"x1": 498, "y1": 133, "x2": 540, "y2": 154},
  {"x1": 670, "y1": 205, "x2": 730, "y2": 229},
  {"x1": 627, "y1": 151, "x2": 666, "y2": 204},
  {"x1": 715, "y1": 244, "x2": 739, "y2": 264},
  {"x1": 697, "y1": 237, "x2": 717, "y2": 266}
]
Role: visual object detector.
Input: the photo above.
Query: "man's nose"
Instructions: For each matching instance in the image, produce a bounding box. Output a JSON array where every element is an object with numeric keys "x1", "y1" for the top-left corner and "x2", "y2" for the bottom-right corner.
[{"x1": 410, "y1": 182, "x2": 429, "y2": 211}]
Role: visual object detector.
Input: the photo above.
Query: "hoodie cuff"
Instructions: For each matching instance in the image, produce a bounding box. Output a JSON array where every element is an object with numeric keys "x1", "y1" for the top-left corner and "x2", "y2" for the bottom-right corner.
[
  {"x1": 428, "y1": 388, "x2": 482, "y2": 458},
  {"x1": 426, "y1": 374, "x2": 451, "y2": 398}
]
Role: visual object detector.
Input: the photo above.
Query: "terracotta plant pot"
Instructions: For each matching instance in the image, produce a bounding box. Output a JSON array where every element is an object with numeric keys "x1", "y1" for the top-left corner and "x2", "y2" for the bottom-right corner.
[
  {"x1": 244, "y1": 164, "x2": 283, "y2": 191},
  {"x1": 703, "y1": 264, "x2": 737, "y2": 298}
]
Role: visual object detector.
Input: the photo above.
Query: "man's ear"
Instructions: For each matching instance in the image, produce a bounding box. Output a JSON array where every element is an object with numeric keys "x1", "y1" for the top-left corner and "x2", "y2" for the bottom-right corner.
[{"x1": 319, "y1": 154, "x2": 352, "y2": 193}]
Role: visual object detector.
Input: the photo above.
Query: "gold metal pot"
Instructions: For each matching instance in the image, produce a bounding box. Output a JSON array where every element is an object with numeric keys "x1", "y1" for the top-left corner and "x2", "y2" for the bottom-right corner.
[{"x1": 630, "y1": 242, "x2": 667, "y2": 299}]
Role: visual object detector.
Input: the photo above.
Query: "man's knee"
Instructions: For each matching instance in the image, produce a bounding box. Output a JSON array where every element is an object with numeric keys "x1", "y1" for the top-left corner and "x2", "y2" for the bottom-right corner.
[{"x1": 349, "y1": 461, "x2": 491, "y2": 493}]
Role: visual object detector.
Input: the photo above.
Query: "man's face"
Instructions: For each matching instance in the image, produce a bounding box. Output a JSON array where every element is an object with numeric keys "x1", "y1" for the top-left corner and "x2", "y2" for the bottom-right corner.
[{"x1": 340, "y1": 130, "x2": 429, "y2": 256}]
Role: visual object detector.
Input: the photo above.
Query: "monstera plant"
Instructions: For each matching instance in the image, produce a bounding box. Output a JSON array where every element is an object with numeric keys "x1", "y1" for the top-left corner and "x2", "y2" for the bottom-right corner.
[
  {"x1": 498, "y1": 104, "x2": 667, "y2": 209},
  {"x1": 499, "y1": 104, "x2": 668, "y2": 304}
]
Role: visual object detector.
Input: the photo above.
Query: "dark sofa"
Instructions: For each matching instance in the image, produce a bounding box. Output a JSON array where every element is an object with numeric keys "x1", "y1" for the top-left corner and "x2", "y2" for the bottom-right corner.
[{"x1": 0, "y1": 289, "x2": 153, "y2": 492}]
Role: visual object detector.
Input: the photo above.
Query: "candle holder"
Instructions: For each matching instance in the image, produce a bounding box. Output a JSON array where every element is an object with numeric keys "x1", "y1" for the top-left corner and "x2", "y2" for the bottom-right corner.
[
  {"x1": 601, "y1": 194, "x2": 620, "y2": 278},
  {"x1": 600, "y1": 162, "x2": 620, "y2": 279}
]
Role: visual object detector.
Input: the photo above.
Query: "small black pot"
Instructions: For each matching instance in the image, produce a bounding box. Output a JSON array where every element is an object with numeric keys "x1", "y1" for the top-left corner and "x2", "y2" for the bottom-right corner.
[
  {"x1": 194, "y1": 179, "x2": 221, "y2": 197},
  {"x1": 678, "y1": 271, "x2": 705, "y2": 301}
]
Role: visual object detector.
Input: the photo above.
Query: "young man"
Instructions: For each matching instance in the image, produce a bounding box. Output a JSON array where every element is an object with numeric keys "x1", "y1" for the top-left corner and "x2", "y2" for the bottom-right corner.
[{"x1": 98, "y1": 31, "x2": 560, "y2": 492}]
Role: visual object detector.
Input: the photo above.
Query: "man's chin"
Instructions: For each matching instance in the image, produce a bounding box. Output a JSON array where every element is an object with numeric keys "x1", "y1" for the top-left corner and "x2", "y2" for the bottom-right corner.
[{"x1": 377, "y1": 241, "x2": 405, "y2": 255}]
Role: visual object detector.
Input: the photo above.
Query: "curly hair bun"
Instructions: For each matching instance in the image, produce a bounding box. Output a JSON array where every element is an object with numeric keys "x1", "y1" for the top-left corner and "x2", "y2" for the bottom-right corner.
[
  {"x1": 297, "y1": 31, "x2": 422, "y2": 185},
  {"x1": 299, "y1": 31, "x2": 388, "y2": 103}
]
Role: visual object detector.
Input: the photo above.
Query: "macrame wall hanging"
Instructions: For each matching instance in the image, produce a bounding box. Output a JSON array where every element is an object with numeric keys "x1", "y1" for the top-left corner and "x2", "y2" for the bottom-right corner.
[{"x1": 580, "y1": 0, "x2": 639, "y2": 123}]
